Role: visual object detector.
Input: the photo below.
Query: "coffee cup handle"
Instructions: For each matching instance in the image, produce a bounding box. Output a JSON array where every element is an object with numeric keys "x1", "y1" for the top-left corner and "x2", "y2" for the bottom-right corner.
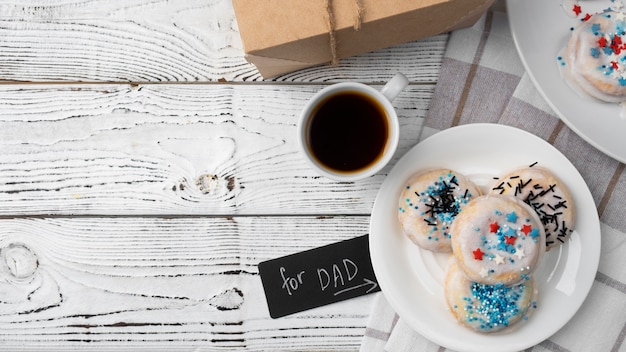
[{"x1": 381, "y1": 72, "x2": 409, "y2": 102}]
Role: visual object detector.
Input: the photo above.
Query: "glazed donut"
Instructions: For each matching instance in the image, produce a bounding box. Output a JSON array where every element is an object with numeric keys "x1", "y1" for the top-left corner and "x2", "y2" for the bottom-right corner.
[
  {"x1": 561, "y1": 10, "x2": 626, "y2": 103},
  {"x1": 490, "y1": 166, "x2": 575, "y2": 251},
  {"x1": 444, "y1": 259, "x2": 537, "y2": 333},
  {"x1": 450, "y1": 195, "x2": 545, "y2": 286},
  {"x1": 398, "y1": 169, "x2": 481, "y2": 252}
]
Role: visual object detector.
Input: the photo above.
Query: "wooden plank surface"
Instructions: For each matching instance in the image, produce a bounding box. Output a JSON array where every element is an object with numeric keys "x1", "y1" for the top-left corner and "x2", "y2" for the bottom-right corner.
[
  {"x1": 0, "y1": 0, "x2": 452, "y2": 350},
  {"x1": 0, "y1": 83, "x2": 431, "y2": 216},
  {"x1": 0, "y1": 0, "x2": 447, "y2": 83},
  {"x1": 0, "y1": 216, "x2": 371, "y2": 351}
]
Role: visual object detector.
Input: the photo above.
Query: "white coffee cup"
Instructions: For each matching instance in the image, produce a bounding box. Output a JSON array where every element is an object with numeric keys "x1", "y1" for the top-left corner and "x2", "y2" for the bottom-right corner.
[{"x1": 297, "y1": 72, "x2": 409, "y2": 181}]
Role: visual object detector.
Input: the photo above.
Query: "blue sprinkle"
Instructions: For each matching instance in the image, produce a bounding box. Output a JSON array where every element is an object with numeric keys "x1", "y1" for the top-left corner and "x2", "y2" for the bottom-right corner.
[
  {"x1": 592, "y1": 23, "x2": 601, "y2": 33},
  {"x1": 506, "y1": 228, "x2": 517, "y2": 238},
  {"x1": 529, "y1": 229, "x2": 540, "y2": 239},
  {"x1": 591, "y1": 47, "x2": 600, "y2": 58},
  {"x1": 462, "y1": 281, "x2": 527, "y2": 331},
  {"x1": 506, "y1": 211, "x2": 518, "y2": 223}
]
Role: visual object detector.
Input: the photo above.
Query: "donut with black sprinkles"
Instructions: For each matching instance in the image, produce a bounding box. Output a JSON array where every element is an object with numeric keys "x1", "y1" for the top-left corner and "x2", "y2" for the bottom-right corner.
[
  {"x1": 490, "y1": 164, "x2": 575, "y2": 251},
  {"x1": 398, "y1": 169, "x2": 481, "y2": 252}
]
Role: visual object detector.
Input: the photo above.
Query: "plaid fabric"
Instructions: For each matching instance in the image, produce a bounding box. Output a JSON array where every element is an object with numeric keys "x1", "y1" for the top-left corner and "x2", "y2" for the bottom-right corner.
[{"x1": 361, "y1": 7, "x2": 626, "y2": 352}]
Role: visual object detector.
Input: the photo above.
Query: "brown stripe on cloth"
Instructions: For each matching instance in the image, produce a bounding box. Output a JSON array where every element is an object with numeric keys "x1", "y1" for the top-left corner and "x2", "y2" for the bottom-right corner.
[
  {"x1": 364, "y1": 313, "x2": 399, "y2": 342},
  {"x1": 546, "y1": 125, "x2": 626, "y2": 231},
  {"x1": 364, "y1": 327, "x2": 390, "y2": 342},
  {"x1": 612, "y1": 320, "x2": 626, "y2": 352},
  {"x1": 595, "y1": 271, "x2": 626, "y2": 294},
  {"x1": 451, "y1": 10, "x2": 494, "y2": 127},
  {"x1": 499, "y1": 97, "x2": 562, "y2": 141},
  {"x1": 597, "y1": 163, "x2": 626, "y2": 218},
  {"x1": 426, "y1": 11, "x2": 521, "y2": 130},
  {"x1": 547, "y1": 120, "x2": 565, "y2": 145}
]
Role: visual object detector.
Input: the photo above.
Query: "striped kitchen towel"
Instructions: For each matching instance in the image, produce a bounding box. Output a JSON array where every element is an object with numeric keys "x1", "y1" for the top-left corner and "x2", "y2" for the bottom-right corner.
[{"x1": 361, "y1": 5, "x2": 626, "y2": 352}]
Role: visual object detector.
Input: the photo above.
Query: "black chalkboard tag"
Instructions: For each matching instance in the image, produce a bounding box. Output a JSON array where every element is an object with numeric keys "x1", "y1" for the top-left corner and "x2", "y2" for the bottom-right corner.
[{"x1": 258, "y1": 234, "x2": 380, "y2": 319}]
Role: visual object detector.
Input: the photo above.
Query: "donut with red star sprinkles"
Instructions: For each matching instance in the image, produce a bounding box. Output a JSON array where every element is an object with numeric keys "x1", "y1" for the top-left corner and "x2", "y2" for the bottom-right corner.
[
  {"x1": 490, "y1": 165, "x2": 575, "y2": 251},
  {"x1": 559, "y1": 9, "x2": 626, "y2": 103},
  {"x1": 450, "y1": 195, "x2": 545, "y2": 286}
]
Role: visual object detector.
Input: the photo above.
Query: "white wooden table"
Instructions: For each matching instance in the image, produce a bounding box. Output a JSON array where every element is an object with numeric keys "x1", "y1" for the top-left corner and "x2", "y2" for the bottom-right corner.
[{"x1": 0, "y1": 1, "x2": 447, "y2": 350}]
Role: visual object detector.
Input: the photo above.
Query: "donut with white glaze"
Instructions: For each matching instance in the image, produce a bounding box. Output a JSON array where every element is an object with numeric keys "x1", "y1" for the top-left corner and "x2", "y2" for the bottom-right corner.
[
  {"x1": 490, "y1": 166, "x2": 575, "y2": 250},
  {"x1": 450, "y1": 195, "x2": 545, "y2": 286},
  {"x1": 562, "y1": 10, "x2": 626, "y2": 103},
  {"x1": 444, "y1": 259, "x2": 537, "y2": 333},
  {"x1": 398, "y1": 169, "x2": 481, "y2": 252}
]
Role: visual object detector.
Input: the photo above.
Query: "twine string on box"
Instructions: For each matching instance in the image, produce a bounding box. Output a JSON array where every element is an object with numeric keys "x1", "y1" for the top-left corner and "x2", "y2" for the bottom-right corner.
[{"x1": 325, "y1": 0, "x2": 364, "y2": 66}]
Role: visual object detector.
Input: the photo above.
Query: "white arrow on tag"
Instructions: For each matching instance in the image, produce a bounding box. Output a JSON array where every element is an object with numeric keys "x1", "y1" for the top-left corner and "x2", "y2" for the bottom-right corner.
[{"x1": 333, "y1": 278, "x2": 378, "y2": 296}]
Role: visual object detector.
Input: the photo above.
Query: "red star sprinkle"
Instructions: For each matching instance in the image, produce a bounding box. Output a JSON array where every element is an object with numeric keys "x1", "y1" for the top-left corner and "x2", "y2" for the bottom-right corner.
[
  {"x1": 583, "y1": 13, "x2": 591, "y2": 21},
  {"x1": 611, "y1": 36, "x2": 623, "y2": 54},
  {"x1": 614, "y1": 35, "x2": 623, "y2": 46},
  {"x1": 489, "y1": 221, "x2": 499, "y2": 233},
  {"x1": 599, "y1": 37, "x2": 608, "y2": 48},
  {"x1": 573, "y1": 4, "x2": 582, "y2": 16},
  {"x1": 473, "y1": 248, "x2": 485, "y2": 261},
  {"x1": 505, "y1": 236, "x2": 516, "y2": 245},
  {"x1": 521, "y1": 224, "x2": 532, "y2": 235},
  {"x1": 612, "y1": 61, "x2": 619, "y2": 70},
  {"x1": 612, "y1": 44, "x2": 621, "y2": 54}
]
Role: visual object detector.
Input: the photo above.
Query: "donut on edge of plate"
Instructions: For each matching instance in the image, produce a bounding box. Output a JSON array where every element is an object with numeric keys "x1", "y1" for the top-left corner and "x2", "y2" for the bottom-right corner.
[
  {"x1": 444, "y1": 258, "x2": 538, "y2": 333},
  {"x1": 490, "y1": 165, "x2": 575, "y2": 251},
  {"x1": 562, "y1": 10, "x2": 626, "y2": 103}
]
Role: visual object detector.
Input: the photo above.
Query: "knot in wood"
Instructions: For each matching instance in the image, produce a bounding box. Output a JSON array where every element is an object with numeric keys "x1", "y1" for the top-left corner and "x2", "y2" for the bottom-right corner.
[{"x1": 1, "y1": 243, "x2": 39, "y2": 282}]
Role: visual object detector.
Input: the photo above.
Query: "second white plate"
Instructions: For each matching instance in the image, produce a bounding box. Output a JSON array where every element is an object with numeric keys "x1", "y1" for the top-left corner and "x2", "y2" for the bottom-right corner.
[{"x1": 507, "y1": 0, "x2": 626, "y2": 163}]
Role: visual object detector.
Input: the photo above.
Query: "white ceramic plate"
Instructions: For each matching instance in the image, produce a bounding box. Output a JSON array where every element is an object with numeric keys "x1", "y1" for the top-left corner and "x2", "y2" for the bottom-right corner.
[
  {"x1": 507, "y1": 0, "x2": 626, "y2": 163},
  {"x1": 369, "y1": 124, "x2": 600, "y2": 352}
]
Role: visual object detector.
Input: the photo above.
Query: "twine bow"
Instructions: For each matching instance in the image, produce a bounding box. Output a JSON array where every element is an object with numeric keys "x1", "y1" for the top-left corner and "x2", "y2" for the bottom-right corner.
[{"x1": 325, "y1": 0, "x2": 364, "y2": 66}]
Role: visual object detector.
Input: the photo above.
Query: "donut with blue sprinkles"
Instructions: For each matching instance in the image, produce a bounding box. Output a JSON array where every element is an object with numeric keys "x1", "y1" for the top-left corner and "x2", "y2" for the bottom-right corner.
[
  {"x1": 445, "y1": 259, "x2": 538, "y2": 333},
  {"x1": 398, "y1": 169, "x2": 481, "y2": 252}
]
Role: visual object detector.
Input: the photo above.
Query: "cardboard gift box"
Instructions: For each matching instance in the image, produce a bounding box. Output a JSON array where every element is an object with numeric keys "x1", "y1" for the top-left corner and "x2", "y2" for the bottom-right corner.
[{"x1": 232, "y1": 0, "x2": 495, "y2": 78}]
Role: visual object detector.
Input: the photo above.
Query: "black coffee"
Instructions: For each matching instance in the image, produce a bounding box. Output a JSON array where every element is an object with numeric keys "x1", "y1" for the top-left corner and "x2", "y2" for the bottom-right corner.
[{"x1": 307, "y1": 91, "x2": 389, "y2": 173}]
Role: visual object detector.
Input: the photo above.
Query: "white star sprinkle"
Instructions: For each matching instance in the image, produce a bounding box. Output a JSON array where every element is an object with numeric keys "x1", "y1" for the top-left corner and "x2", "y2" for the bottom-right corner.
[
  {"x1": 514, "y1": 248, "x2": 526, "y2": 260},
  {"x1": 494, "y1": 254, "x2": 504, "y2": 265},
  {"x1": 479, "y1": 267, "x2": 489, "y2": 278}
]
